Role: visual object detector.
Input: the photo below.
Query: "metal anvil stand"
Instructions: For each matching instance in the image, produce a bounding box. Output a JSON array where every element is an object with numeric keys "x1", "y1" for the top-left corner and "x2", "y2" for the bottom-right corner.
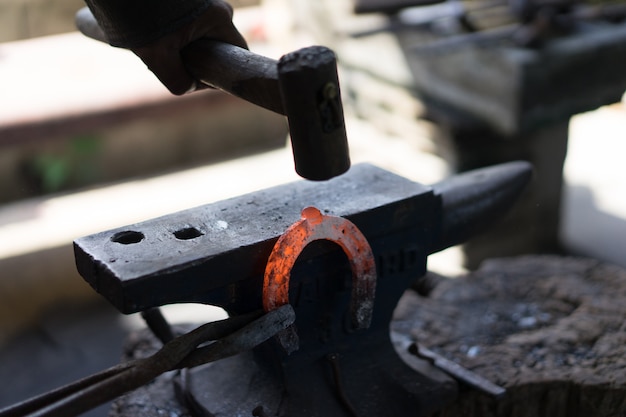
[
  {"x1": 75, "y1": 162, "x2": 531, "y2": 417},
  {"x1": 397, "y1": 20, "x2": 626, "y2": 268}
]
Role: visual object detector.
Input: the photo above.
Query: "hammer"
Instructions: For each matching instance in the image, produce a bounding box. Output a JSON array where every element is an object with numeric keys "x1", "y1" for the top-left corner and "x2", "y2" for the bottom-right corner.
[{"x1": 75, "y1": 7, "x2": 351, "y2": 181}]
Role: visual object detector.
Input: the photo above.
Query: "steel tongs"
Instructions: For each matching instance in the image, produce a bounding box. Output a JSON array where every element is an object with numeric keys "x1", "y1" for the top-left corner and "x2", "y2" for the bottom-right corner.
[{"x1": 0, "y1": 305, "x2": 295, "y2": 417}]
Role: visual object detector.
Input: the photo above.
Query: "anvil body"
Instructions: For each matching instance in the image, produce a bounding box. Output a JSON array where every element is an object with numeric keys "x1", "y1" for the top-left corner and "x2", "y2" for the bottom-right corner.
[
  {"x1": 75, "y1": 164, "x2": 436, "y2": 315},
  {"x1": 74, "y1": 162, "x2": 531, "y2": 416}
]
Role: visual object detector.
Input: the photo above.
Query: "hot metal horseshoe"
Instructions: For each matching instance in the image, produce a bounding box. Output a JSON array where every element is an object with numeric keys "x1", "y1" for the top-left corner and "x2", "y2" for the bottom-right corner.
[{"x1": 263, "y1": 206, "x2": 377, "y2": 353}]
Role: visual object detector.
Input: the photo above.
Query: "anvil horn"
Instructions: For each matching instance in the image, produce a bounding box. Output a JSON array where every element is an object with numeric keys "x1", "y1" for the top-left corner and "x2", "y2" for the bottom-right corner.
[{"x1": 429, "y1": 160, "x2": 533, "y2": 254}]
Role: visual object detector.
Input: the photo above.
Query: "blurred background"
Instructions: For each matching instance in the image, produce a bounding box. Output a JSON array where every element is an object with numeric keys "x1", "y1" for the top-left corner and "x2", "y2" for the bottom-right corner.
[{"x1": 0, "y1": 0, "x2": 624, "y2": 415}]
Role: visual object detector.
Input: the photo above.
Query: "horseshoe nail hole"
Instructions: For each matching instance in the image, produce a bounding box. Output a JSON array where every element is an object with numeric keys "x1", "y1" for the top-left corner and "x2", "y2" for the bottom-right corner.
[
  {"x1": 174, "y1": 227, "x2": 204, "y2": 240},
  {"x1": 111, "y1": 231, "x2": 144, "y2": 245}
]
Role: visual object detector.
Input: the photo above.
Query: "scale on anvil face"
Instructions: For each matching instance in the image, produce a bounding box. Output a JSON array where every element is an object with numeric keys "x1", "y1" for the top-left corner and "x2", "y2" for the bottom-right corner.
[{"x1": 73, "y1": 162, "x2": 531, "y2": 417}]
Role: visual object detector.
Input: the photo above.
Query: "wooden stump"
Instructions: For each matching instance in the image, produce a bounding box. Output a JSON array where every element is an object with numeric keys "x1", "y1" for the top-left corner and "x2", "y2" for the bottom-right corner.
[{"x1": 393, "y1": 255, "x2": 626, "y2": 417}]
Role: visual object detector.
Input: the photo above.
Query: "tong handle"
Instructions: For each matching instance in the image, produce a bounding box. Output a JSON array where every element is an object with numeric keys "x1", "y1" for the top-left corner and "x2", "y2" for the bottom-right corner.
[{"x1": 0, "y1": 307, "x2": 295, "y2": 417}]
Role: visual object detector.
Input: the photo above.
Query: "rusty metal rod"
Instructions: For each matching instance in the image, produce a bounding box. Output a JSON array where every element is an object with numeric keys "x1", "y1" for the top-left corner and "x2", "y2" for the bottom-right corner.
[
  {"x1": 327, "y1": 353, "x2": 361, "y2": 417},
  {"x1": 141, "y1": 307, "x2": 176, "y2": 343},
  {"x1": 411, "y1": 344, "x2": 506, "y2": 398}
]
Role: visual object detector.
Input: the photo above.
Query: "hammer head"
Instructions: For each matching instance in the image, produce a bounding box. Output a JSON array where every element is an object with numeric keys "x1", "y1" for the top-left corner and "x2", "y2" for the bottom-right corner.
[{"x1": 278, "y1": 46, "x2": 351, "y2": 181}]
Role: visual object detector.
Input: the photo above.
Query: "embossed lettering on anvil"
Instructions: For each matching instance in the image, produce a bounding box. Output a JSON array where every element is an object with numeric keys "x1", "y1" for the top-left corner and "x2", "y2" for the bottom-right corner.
[{"x1": 378, "y1": 245, "x2": 421, "y2": 277}]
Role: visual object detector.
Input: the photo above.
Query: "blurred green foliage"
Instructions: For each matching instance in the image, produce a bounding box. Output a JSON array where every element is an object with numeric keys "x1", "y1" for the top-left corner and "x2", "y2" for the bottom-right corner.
[{"x1": 26, "y1": 135, "x2": 102, "y2": 194}]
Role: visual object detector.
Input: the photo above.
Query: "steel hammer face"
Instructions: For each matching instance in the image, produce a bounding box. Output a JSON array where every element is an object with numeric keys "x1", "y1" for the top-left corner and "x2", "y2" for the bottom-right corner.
[{"x1": 278, "y1": 46, "x2": 351, "y2": 181}]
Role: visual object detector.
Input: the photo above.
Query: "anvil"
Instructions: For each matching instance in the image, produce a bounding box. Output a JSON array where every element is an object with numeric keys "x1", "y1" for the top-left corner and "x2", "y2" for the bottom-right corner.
[{"x1": 74, "y1": 161, "x2": 531, "y2": 416}]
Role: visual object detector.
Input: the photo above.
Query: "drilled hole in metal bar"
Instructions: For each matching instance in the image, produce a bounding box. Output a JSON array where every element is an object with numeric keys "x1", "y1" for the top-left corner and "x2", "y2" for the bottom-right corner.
[
  {"x1": 111, "y1": 231, "x2": 144, "y2": 245},
  {"x1": 174, "y1": 227, "x2": 204, "y2": 240}
]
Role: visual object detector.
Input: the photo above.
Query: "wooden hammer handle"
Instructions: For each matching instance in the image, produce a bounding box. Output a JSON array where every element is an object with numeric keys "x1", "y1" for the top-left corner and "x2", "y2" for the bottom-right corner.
[{"x1": 181, "y1": 40, "x2": 285, "y2": 115}]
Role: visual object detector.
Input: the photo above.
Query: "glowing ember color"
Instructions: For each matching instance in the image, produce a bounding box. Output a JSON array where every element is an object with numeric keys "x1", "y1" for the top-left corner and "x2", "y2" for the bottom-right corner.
[{"x1": 263, "y1": 206, "x2": 377, "y2": 352}]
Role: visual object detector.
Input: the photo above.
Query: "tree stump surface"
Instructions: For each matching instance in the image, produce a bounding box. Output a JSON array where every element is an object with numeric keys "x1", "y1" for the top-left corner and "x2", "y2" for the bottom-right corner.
[{"x1": 393, "y1": 255, "x2": 626, "y2": 417}]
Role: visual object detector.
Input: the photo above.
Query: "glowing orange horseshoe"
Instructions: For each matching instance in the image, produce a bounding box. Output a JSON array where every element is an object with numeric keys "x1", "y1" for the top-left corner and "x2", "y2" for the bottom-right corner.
[{"x1": 263, "y1": 206, "x2": 377, "y2": 352}]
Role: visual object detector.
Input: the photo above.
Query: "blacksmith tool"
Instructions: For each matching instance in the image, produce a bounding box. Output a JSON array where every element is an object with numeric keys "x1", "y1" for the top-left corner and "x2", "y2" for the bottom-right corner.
[
  {"x1": 75, "y1": 7, "x2": 350, "y2": 181},
  {"x1": 0, "y1": 306, "x2": 295, "y2": 417},
  {"x1": 73, "y1": 161, "x2": 532, "y2": 417}
]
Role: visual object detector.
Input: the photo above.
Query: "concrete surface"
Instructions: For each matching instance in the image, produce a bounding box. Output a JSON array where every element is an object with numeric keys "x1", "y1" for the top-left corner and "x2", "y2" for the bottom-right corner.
[{"x1": 562, "y1": 104, "x2": 626, "y2": 268}]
